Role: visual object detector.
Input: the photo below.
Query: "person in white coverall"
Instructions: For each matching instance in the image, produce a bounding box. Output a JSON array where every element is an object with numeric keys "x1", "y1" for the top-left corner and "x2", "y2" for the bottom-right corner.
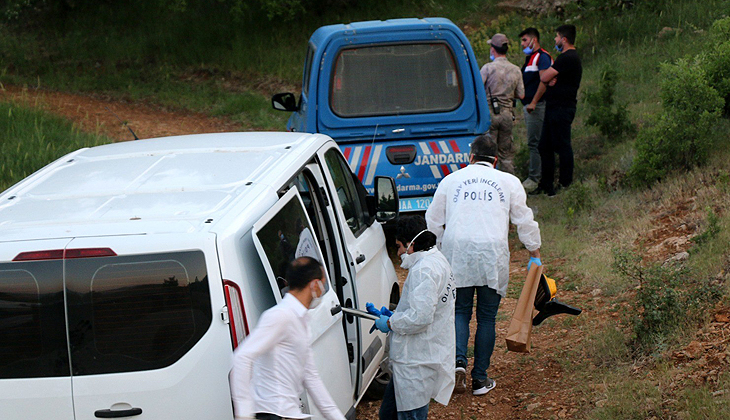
[
  {"x1": 369, "y1": 215, "x2": 456, "y2": 420},
  {"x1": 425, "y1": 133, "x2": 542, "y2": 396},
  {"x1": 230, "y1": 257, "x2": 346, "y2": 420}
]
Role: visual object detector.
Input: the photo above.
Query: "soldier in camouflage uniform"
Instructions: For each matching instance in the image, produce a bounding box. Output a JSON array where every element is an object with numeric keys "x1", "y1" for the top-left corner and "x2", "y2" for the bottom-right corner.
[{"x1": 479, "y1": 33, "x2": 525, "y2": 175}]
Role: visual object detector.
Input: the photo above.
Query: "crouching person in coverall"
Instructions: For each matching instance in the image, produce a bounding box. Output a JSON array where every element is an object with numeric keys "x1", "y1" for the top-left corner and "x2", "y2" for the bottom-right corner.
[{"x1": 368, "y1": 215, "x2": 456, "y2": 420}]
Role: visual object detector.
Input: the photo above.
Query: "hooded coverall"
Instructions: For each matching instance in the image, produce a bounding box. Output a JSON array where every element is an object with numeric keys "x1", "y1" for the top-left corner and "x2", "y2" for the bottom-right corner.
[{"x1": 380, "y1": 247, "x2": 456, "y2": 419}]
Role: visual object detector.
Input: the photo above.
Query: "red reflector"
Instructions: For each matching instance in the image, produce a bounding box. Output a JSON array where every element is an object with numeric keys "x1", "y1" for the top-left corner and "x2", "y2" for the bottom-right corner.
[
  {"x1": 387, "y1": 146, "x2": 416, "y2": 154},
  {"x1": 12, "y1": 248, "x2": 117, "y2": 261},
  {"x1": 65, "y1": 248, "x2": 117, "y2": 259},
  {"x1": 13, "y1": 249, "x2": 65, "y2": 261},
  {"x1": 224, "y1": 280, "x2": 249, "y2": 349}
]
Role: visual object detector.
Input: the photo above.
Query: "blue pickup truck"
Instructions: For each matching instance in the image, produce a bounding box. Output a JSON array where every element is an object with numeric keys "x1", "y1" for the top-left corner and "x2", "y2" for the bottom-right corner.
[{"x1": 272, "y1": 18, "x2": 490, "y2": 212}]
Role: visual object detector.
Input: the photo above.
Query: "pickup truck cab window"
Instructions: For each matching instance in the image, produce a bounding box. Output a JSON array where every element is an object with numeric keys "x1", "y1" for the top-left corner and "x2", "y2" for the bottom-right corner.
[{"x1": 330, "y1": 42, "x2": 462, "y2": 118}]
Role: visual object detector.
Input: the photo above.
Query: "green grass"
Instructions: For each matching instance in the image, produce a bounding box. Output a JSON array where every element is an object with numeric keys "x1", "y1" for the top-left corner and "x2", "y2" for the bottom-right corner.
[{"x1": 0, "y1": 101, "x2": 110, "y2": 191}]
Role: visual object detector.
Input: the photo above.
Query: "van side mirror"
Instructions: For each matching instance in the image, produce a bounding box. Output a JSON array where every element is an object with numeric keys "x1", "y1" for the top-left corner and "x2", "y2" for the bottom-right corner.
[
  {"x1": 272, "y1": 93, "x2": 299, "y2": 112},
  {"x1": 374, "y1": 176, "x2": 399, "y2": 222}
]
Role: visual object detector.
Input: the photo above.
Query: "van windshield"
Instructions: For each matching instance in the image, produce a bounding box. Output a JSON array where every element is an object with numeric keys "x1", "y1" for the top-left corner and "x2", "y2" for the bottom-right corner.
[{"x1": 330, "y1": 42, "x2": 462, "y2": 118}]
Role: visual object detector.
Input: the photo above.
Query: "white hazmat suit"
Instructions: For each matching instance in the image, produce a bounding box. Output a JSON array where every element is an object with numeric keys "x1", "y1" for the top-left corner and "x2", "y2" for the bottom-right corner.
[
  {"x1": 425, "y1": 161, "x2": 541, "y2": 297},
  {"x1": 388, "y1": 247, "x2": 456, "y2": 411}
]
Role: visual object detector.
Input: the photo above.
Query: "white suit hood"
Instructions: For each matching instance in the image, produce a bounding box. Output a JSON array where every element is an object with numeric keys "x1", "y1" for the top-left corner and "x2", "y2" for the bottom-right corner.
[
  {"x1": 425, "y1": 162, "x2": 541, "y2": 296},
  {"x1": 388, "y1": 247, "x2": 456, "y2": 411}
]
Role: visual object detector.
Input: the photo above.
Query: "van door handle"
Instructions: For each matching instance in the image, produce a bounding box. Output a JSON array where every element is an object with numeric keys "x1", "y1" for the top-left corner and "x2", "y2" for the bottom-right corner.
[
  {"x1": 356, "y1": 254, "x2": 366, "y2": 264},
  {"x1": 94, "y1": 408, "x2": 143, "y2": 418}
]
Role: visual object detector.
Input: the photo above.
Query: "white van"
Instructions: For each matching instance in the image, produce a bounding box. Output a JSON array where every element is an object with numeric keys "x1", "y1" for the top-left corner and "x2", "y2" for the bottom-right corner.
[{"x1": 0, "y1": 132, "x2": 401, "y2": 420}]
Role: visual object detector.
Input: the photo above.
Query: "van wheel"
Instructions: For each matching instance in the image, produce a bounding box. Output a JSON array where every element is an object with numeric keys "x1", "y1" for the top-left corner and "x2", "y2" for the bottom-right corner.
[{"x1": 364, "y1": 368, "x2": 390, "y2": 400}]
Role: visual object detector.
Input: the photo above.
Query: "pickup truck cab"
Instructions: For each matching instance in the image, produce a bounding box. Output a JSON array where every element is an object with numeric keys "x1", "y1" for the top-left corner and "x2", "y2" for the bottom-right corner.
[
  {"x1": 0, "y1": 132, "x2": 400, "y2": 420},
  {"x1": 273, "y1": 17, "x2": 490, "y2": 212}
]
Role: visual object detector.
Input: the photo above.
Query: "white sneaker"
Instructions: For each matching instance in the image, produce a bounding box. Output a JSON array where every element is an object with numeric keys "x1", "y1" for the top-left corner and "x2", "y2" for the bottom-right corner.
[{"x1": 522, "y1": 178, "x2": 538, "y2": 193}]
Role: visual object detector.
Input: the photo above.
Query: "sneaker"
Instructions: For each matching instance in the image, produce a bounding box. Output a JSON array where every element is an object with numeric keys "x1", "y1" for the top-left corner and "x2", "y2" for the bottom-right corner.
[
  {"x1": 454, "y1": 360, "x2": 467, "y2": 394},
  {"x1": 522, "y1": 178, "x2": 539, "y2": 193},
  {"x1": 472, "y1": 377, "x2": 496, "y2": 396}
]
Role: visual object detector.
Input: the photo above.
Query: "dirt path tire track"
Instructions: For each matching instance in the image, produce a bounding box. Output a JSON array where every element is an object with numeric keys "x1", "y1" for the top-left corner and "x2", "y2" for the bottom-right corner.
[{"x1": 1, "y1": 85, "x2": 243, "y2": 142}]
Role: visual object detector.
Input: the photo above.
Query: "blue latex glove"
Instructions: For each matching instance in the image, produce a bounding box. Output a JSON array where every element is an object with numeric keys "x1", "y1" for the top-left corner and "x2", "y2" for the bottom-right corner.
[
  {"x1": 374, "y1": 315, "x2": 391, "y2": 333},
  {"x1": 527, "y1": 257, "x2": 542, "y2": 272},
  {"x1": 380, "y1": 306, "x2": 393, "y2": 317},
  {"x1": 369, "y1": 314, "x2": 391, "y2": 333},
  {"x1": 366, "y1": 302, "x2": 382, "y2": 317}
]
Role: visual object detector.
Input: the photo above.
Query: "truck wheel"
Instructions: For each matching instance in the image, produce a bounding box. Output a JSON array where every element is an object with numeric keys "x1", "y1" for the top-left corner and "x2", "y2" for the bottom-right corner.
[{"x1": 364, "y1": 368, "x2": 390, "y2": 400}]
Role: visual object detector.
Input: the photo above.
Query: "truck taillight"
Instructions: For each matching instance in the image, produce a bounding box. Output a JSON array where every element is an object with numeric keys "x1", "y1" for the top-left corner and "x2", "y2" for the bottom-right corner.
[
  {"x1": 223, "y1": 280, "x2": 249, "y2": 348},
  {"x1": 13, "y1": 248, "x2": 117, "y2": 261},
  {"x1": 386, "y1": 145, "x2": 416, "y2": 165}
]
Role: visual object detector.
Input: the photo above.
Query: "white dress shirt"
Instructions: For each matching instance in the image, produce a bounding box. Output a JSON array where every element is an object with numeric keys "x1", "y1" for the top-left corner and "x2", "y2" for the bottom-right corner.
[{"x1": 230, "y1": 293, "x2": 346, "y2": 420}]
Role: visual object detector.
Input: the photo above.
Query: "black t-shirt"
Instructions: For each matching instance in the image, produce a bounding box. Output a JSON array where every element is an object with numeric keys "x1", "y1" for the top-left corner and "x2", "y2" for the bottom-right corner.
[{"x1": 544, "y1": 49, "x2": 582, "y2": 107}]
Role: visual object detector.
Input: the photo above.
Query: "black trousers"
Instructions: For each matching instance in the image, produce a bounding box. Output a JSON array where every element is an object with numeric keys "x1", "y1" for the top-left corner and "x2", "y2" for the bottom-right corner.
[
  {"x1": 256, "y1": 414, "x2": 283, "y2": 420},
  {"x1": 538, "y1": 105, "x2": 576, "y2": 193}
]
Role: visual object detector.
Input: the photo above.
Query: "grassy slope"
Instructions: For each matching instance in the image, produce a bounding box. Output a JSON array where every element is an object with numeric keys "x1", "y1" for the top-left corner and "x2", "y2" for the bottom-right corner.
[
  {"x1": 0, "y1": 101, "x2": 110, "y2": 191},
  {"x1": 2, "y1": 1, "x2": 730, "y2": 418}
]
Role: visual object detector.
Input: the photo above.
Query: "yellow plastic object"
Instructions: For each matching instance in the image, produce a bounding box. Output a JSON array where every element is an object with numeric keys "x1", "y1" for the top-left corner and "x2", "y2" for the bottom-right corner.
[{"x1": 545, "y1": 277, "x2": 557, "y2": 299}]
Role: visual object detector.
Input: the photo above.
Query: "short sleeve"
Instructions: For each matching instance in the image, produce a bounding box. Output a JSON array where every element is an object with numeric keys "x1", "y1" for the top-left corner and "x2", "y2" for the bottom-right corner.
[
  {"x1": 551, "y1": 53, "x2": 571, "y2": 74},
  {"x1": 538, "y1": 52, "x2": 552, "y2": 70}
]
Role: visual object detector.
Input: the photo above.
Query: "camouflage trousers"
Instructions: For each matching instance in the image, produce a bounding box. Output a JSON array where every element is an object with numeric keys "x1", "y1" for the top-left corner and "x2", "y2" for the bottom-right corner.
[{"x1": 488, "y1": 108, "x2": 515, "y2": 174}]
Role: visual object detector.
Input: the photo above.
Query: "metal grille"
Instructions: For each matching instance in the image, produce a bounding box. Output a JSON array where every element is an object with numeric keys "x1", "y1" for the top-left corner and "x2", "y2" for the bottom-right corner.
[{"x1": 331, "y1": 43, "x2": 462, "y2": 117}]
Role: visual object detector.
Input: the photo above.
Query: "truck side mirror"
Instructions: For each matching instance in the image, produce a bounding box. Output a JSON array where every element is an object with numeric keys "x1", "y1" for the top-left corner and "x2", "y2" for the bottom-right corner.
[
  {"x1": 374, "y1": 176, "x2": 399, "y2": 222},
  {"x1": 271, "y1": 93, "x2": 299, "y2": 112}
]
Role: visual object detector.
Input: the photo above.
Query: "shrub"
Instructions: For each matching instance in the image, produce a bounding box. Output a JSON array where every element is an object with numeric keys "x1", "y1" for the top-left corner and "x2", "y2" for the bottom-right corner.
[
  {"x1": 564, "y1": 182, "x2": 594, "y2": 220},
  {"x1": 612, "y1": 247, "x2": 723, "y2": 352},
  {"x1": 698, "y1": 43, "x2": 730, "y2": 115},
  {"x1": 584, "y1": 66, "x2": 635, "y2": 140},
  {"x1": 628, "y1": 58, "x2": 722, "y2": 186}
]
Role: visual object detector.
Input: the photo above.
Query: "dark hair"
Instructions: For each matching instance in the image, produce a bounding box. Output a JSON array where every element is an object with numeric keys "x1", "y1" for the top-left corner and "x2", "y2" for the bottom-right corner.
[
  {"x1": 556, "y1": 24, "x2": 576, "y2": 45},
  {"x1": 470, "y1": 133, "x2": 498, "y2": 163},
  {"x1": 395, "y1": 215, "x2": 436, "y2": 252},
  {"x1": 492, "y1": 43, "x2": 508, "y2": 55},
  {"x1": 286, "y1": 257, "x2": 324, "y2": 291},
  {"x1": 519, "y1": 27, "x2": 540, "y2": 41}
]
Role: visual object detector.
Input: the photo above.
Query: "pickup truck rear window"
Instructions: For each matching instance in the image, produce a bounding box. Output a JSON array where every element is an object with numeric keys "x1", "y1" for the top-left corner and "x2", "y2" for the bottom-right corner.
[{"x1": 330, "y1": 42, "x2": 462, "y2": 118}]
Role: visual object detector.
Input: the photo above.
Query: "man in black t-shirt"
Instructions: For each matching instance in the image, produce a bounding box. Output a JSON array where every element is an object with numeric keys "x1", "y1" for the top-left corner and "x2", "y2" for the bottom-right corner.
[{"x1": 533, "y1": 24, "x2": 583, "y2": 196}]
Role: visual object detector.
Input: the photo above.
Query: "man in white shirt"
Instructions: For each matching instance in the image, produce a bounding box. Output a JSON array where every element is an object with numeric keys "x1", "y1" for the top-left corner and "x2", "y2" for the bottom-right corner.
[
  {"x1": 425, "y1": 134, "x2": 542, "y2": 396},
  {"x1": 230, "y1": 257, "x2": 346, "y2": 420}
]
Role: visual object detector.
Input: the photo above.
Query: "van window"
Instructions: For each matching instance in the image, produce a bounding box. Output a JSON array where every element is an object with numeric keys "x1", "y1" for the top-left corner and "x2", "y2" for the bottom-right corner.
[
  {"x1": 324, "y1": 149, "x2": 368, "y2": 236},
  {"x1": 254, "y1": 194, "x2": 331, "y2": 297},
  {"x1": 0, "y1": 260, "x2": 70, "y2": 379},
  {"x1": 330, "y1": 42, "x2": 463, "y2": 117},
  {"x1": 64, "y1": 251, "x2": 212, "y2": 375}
]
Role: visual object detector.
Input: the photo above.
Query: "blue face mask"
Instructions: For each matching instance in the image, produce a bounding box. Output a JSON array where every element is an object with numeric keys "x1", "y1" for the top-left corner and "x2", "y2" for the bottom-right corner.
[
  {"x1": 490, "y1": 54, "x2": 495, "y2": 61},
  {"x1": 523, "y1": 39, "x2": 534, "y2": 55},
  {"x1": 555, "y1": 43, "x2": 563, "y2": 53}
]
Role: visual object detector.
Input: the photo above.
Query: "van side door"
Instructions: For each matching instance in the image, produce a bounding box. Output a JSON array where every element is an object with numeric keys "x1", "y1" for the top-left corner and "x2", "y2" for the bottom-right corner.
[
  {"x1": 317, "y1": 146, "x2": 398, "y2": 395},
  {"x1": 0, "y1": 239, "x2": 74, "y2": 420},
  {"x1": 252, "y1": 188, "x2": 354, "y2": 418}
]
